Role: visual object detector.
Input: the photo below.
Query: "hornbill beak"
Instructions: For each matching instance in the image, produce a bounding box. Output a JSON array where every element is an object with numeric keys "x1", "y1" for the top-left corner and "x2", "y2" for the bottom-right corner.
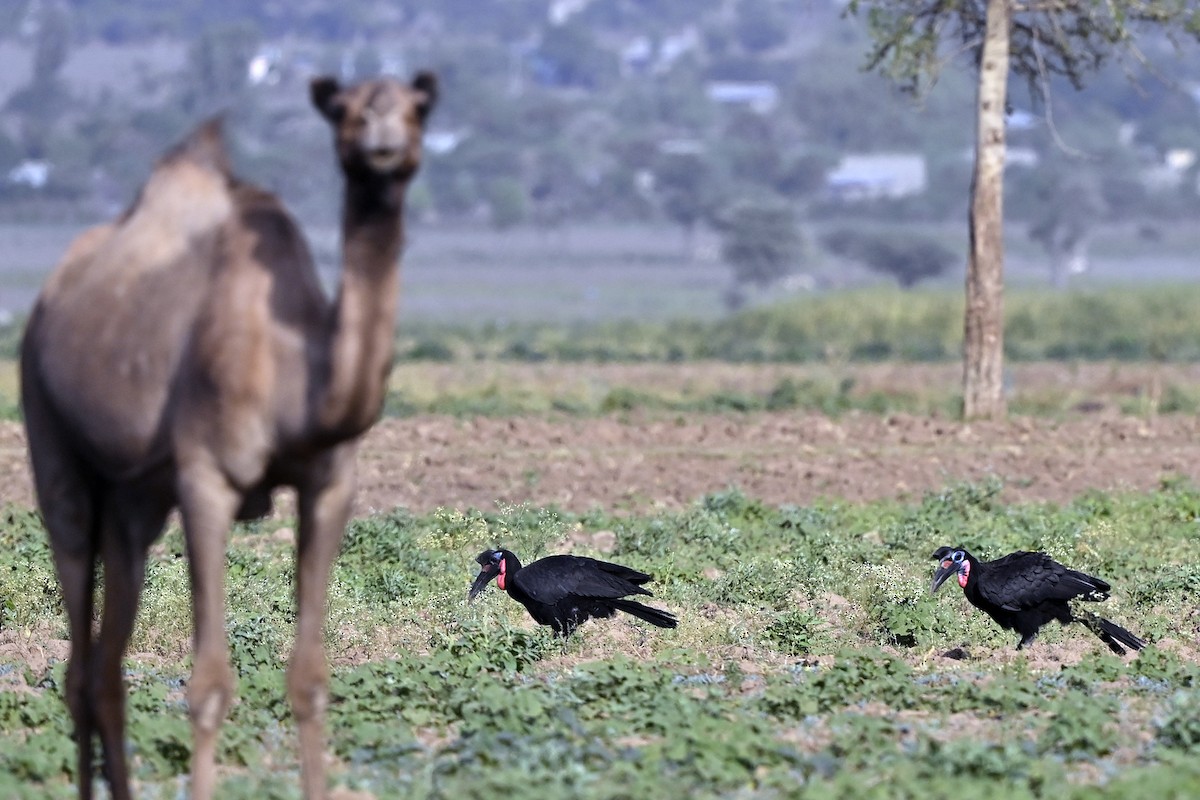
[
  {"x1": 468, "y1": 562, "x2": 498, "y2": 602},
  {"x1": 931, "y1": 558, "x2": 957, "y2": 594}
]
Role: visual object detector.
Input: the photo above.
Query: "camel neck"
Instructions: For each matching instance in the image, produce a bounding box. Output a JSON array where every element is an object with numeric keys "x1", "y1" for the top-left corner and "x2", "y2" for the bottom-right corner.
[{"x1": 317, "y1": 176, "x2": 407, "y2": 437}]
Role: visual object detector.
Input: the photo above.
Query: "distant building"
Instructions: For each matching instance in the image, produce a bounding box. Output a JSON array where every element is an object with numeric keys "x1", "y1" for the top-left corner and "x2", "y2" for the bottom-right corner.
[
  {"x1": 621, "y1": 28, "x2": 701, "y2": 76},
  {"x1": 959, "y1": 146, "x2": 1040, "y2": 168},
  {"x1": 621, "y1": 36, "x2": 654, "y2": 74},
  {"x1": 658, "y1": 138, "x2": 705, "y2": 156},
  {"x1": 423, "y1": 129, "x2": 468, "y2": 155},
  {"x1": 826, "y1": 153, "x2": 927, "y2": 201},
  {"x1": 1141, "y1": 147, "x2": 1198, "y2": 192},
  {"x1": 658, "y1": 28, "x2": 700, "y2": 70},
  {"x1": 706, "y1": 81, "x2": 780, "y2": 114},
  {"x1": 549, "y1": 0, "x2": 595, "y2": 25},
  {"x1": 7, "y1": 159, "x2": 50, "y2": 189},
  {"x1": 1006, "y1": 147, "x2": 1040, "y2": 168},
  {"x1": 247, "y1": 48, "x2": 283, "y2": 86},
  {"x1": 1166, "y1": 148, "x2": 1196, "y2": 171},
  {"x1": 1006, "y1": 109, "x2": 1039, "y2": 130}
]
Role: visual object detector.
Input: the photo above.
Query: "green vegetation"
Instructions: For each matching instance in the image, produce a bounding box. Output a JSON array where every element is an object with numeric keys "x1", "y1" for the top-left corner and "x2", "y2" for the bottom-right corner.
[
  {"x1": 8, "y1": 284, "x2": 1200, "y2": 422},
  {"x1": 393, "y1": 285, "x2": 1200, "y2": 364},
  {"x1": 8, "y1": 284, "x2": 1200, "y2": 370},
  {"x1": 2, "y1": 481, "x2": 1200, "y2": 796}
]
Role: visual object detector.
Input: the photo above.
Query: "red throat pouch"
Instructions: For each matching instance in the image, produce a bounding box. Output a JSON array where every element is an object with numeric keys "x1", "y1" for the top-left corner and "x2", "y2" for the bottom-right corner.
[
  {"x1": 497, "y1": 558, "x2": 507, "y2": 591},
  {"x1": 958, "y1": 560, "x2": 971, "y2": 588}
]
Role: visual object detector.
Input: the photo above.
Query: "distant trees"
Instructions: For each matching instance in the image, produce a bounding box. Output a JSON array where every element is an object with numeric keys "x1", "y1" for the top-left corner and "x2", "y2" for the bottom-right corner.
[
  {"x1": 734, "y1": 0, "x2": 788, "y2": 53},
  {"x1": 6, "y1": 0, "x2": 1200, "y2": 249},
  {"x1": 32, "y1": 0, "x2": 71, "y2": 84},
  {"x1": 185, "y1": 22, "x2": 260, "y2": 113},
  {"x1": 536, "y1": 20, "x2": 619, "y2": 89},
  {"x1": 1025, "y1": 167, "x2": 1108, "y2": 289},
  {"x1": 486, "y1": 177, "x2": 528, "y2": 229},
  {"x1": 653, "y1": 150, "x2": 718, "y2": 257},
  {"x1": 8, "y1": 0, "x2": 73, "y2": 159},
  {"x1": 716, "y1": 199, "x2": 804, "y2": 307},
  {"x1": 823, "y1": 229, "x2": 956, "y2": 289}
]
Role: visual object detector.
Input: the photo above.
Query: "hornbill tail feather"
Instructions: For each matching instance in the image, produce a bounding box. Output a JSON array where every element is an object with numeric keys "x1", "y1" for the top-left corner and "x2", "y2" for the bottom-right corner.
[
  {"x1": 1077, "y1": 611, "x2": 1146, "y2": 655},
  {"x1": 610, "y1": 598, "x2": 678, "y2": 629}
]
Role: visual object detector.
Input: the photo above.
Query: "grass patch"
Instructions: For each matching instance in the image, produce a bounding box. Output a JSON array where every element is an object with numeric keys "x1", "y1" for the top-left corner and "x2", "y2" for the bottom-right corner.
[{"x1": 1, "y1": 482, "x2": 1200, "y2": 795}]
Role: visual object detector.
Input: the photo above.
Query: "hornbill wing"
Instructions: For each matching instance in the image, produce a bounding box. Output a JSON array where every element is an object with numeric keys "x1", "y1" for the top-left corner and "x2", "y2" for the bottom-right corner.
[
  {"x1": 515, "y1": 556, "x2": 652, "y2": 604},
  {"x1": 977, "y1": 551, "x2": 1111, "y2": 610},
  {"x1": 594, "y1": 560, "x2": 654, "y2": 587}
]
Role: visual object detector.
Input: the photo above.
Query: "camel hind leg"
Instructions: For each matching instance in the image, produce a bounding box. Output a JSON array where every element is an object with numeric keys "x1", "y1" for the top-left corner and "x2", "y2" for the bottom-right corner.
[
  {"x1": 46, "y1": 505, "x2": 102, "y2": 800},
  {"x1": 21, "y1": 358, "x2": 104, "y2": 799}
]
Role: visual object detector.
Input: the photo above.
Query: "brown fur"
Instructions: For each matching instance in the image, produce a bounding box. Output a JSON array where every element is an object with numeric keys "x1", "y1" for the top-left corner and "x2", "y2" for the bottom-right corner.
[{"x1": 20, "y1": 73, "x2": 436, "y2": 800}]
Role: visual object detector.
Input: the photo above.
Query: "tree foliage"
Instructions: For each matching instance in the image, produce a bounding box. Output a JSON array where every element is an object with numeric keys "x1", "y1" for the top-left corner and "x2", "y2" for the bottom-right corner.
[
  {"x1": 848, "y1": 0, "x2": 1200, "y2": 420},
  {"x1": 734, "y1": 0, "x2": 789, "y2": 53},
  {"x1": 1025, "y1": 164, "x2": 1108, "y2": 288},
  {"x1": 32, "y1": 0, "x2": 72, "y2": 84},
  {"x1": 716, "y1": 200, "x2": 804, "y2": 290},
  {"x1": 848, "y1": 0, "x2": 1200, "y2": 99},
  {"x1": 185, "y1": 22, "x2": 260, "y2": 113},
  {"x1": 486, "y1": 177, "x2": 528, "y2": 230},
  {"x1": 535, "y1": 20, "x2": 619, "y2": 89},
  {"x1": 823, "y1": 228, "x2": 957, "y2": 289},
  {"x1": 654, "y1": 150, "x2": 718, "y2": 242}
]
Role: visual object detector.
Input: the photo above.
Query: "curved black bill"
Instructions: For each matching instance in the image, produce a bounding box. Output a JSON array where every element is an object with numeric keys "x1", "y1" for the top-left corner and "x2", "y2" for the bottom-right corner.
[
  {"x1": 931, "y1": 560, "x2": 956, "y2": 594},
  {"x1": 468, "y1": 564, "x2": 498, "y2": 601}
]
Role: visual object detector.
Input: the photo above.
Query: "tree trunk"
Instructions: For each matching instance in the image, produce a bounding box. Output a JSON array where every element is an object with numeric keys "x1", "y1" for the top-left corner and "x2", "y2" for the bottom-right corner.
[{"x1": 962, "y1": 0, "x2": 1011, "y2": 420}]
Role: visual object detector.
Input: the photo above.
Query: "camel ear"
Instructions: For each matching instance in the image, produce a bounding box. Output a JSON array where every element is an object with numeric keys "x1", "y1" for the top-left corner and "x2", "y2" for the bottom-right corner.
[
  {"x1": 411, "y1": 71, "x2": 438, "y2": 122},
  {"x1": 310, "y1": 76, "x2": 344, "y2": 122}
]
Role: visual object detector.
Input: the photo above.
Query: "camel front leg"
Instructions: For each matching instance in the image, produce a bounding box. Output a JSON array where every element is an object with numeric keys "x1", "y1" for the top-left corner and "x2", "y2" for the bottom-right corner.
[
  {"x1": 291, "y1": 447, "x2": 356, "y2": 800},
  {"x1": 177, "y1": 464, "x2": 241, "y2": 800}
]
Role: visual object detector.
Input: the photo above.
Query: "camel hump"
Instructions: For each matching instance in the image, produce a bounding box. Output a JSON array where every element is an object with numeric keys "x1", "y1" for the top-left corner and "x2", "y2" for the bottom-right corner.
[{"x1": 162, "y1": 116, "x2": 233, "y2": 176}]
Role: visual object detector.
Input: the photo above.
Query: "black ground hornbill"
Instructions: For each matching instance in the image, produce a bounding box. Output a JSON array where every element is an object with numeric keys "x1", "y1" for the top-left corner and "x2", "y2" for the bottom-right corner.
[
  {"x1": 931, "y1": 546, "x2": 1146, "y2": 655},
  {"x1": 468, "y1": 549, "x2": 678, "y2": 636}
]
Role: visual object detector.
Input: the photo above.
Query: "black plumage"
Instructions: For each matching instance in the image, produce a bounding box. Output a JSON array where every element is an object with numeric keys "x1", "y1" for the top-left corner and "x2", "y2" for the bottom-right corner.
[
  {"x1": 468, "y1": 549, "x2": 678, "y2": 636},
  {"x1": 930, "y1": 546, "x2": 1146, "y2": 655}
]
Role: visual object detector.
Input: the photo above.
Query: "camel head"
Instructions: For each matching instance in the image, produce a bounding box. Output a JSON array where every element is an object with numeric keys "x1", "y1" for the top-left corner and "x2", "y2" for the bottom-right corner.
[{"x1": 310, "y1": 71, "x2": 437, "y2": 181}]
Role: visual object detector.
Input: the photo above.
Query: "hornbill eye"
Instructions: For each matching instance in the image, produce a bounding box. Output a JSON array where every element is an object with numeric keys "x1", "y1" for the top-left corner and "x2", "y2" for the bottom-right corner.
[{"x1": 953, "y1": 551, "x2": 965, "y2": 563}]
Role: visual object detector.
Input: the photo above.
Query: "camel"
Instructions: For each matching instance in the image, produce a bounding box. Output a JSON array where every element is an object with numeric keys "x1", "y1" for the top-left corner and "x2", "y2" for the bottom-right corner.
[{"x1": 19, "y1": 72, "x2": 437, "y2": 800}]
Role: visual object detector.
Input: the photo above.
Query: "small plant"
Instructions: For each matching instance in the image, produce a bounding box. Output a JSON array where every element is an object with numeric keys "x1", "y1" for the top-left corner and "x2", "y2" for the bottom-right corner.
[
  {"x1": 1037, "y1": 691, "x2": 1120, "y2": 758},
  {"x1": 761, "y1": 608, "x2": 821, "y2": 655},
  {"x1": 1156, "y1": 691, "x2": 1200, "y2": 751}
]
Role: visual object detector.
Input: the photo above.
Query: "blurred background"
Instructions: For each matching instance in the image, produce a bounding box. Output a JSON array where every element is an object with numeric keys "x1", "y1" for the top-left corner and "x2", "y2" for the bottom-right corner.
[{"x1": 0, "y1": 0, "x2": 1199, "y2": 325}]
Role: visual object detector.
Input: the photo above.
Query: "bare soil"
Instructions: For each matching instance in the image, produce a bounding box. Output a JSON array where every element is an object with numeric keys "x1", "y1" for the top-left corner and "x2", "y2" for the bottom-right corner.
[
  {"x1": 3, "y1": 366, "x2": 1199, "y2": 515},
  {"x1": 342, "y1": 409, "x2": 1200, "y2": 515}
]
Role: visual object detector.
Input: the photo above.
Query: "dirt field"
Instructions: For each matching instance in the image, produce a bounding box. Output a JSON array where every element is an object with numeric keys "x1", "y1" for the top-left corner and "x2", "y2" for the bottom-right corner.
[{"x1": 3, "y1": 363, "x2": 1199, "y2": 515}]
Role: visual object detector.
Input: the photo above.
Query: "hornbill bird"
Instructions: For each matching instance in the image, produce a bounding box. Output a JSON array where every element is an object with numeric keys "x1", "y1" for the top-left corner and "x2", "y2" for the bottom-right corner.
[
  {"x1": 468, "y1": 549, "x2": 678, "y2": 636},
  {"x1": 930, "y1": 546, "x2": 1146, "y2": 655}
]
